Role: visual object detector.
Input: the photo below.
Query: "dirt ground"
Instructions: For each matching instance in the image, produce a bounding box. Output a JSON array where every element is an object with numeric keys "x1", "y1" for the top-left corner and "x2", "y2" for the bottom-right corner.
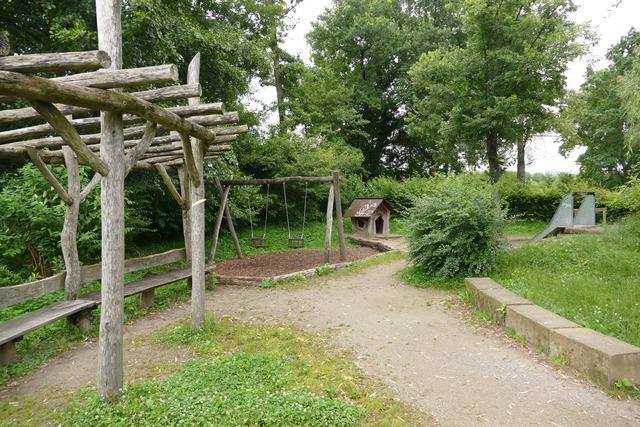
[
  {"x1": 216, "y1": 247, "x2": 377, "y2": 276},
  {"x1": 2, "y1": 259, "x2": 639, "y2": 426}
]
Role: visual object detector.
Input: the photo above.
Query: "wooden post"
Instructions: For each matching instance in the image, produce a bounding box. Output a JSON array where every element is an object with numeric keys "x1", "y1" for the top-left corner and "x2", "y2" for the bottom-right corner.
[
  {"x1": 96, "y1": 0, "x2": 125, "y2": 401},
  {"x1": 324, "y1": 185, "x2": 335, "y2": 264},
  {"x1": 208, "y1": 186, "x2": 230, "y2": 263},
  {"x1": 187, "y1": 53, "x2": 206, "y2": 330},
  {"x1": 178, "y1": 166, "x2": 192, "y2": 289},
  {"x1": 332, "y1": 171, "x2": 346, "y2": 261},
  {"x1": 61, "y1": 147, "x2": 82, "y2": 300},
  {"x1": 214, "y1": 177, "x2": 242, "y2": 259}
]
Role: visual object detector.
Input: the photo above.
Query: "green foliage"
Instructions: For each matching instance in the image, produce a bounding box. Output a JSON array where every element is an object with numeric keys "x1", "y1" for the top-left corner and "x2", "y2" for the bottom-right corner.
[
  {"x1": 494, "y1": 216, "x2": 640, "y2": 347},
  {"x1": 406, "y1": 175, "x2": 506, "y2": 278},
  {"x1": 63, "y1": 352, "x2": 362, "y2": 426},
  {"x1": 558, "y1": 29, "x2": 640, "y2": 187},
  {"x1": 409, "y1": 0, "x2": 587, "y2": 178},
  {"x1": 308, "y1": 0, "x2": 459, "y2": 176},
  {"x1": 400, "y1": 266, "x2": 463, "y2": 290}
]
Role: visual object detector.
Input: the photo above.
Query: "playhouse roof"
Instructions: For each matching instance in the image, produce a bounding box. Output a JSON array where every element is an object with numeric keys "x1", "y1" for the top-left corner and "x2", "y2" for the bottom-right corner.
[{"x1": 345, "y1": 198, "x2": 393, "y2": 218}]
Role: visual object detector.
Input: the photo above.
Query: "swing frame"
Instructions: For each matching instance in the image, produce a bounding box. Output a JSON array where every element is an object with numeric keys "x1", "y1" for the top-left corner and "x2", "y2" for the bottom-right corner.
[
  {"x1": 208, "y1": 173, "x2": 347, "y2": 264},
  {"x1": 283, "y1": 182, "x2": 308, "y2": 249}
]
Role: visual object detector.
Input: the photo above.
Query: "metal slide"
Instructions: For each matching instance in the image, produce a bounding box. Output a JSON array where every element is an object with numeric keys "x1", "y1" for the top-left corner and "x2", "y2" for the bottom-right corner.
[{"x1": 531, "y1": 192, "x2": 597, "y2": 241}]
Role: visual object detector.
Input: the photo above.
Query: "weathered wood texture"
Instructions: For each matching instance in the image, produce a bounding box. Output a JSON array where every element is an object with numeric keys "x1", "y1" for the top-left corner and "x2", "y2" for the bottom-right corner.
[
  {"x1": 54, "y1": 64, "x2": 177, "y2": 88},
  {"x1": 188, "y1": 53, "x2": 206, "y2": 330},
  {"x1": 155, "y1": 164, "x2": 184, "y2": 208},
  {"x1": 332, "y1": 171, "x2": 346, "y2": 261},
  {"x1": 0, "y1": 71, "x2": 218, "y2": 144},
  {"x1": 62, "y1": 146, "x2": 82, "y2": 300},
  {"x1": 178, "y1": 167, "x2": 192, "y2": 290},
  {"x1": 324, "y1": 186, "x2": 335, "y2": 264},
  {"x1": 181, "y1": 132, "x2": 201, "y2": 188},
  {"x1": 0, "y1": 103, "x2": 224, "y2": 144},
  {"x1": 96, "y1": 0, "x2": 125, "y2": 400},
  {"x1": 208, "y1": 185, "x2": 230, "y2": 263},
  {"x1": 26, "y1": 147, "x2": 72, "y2": 205},
  {"x1": 214, "y1": 177, "x2": 242, "y2": 259},
  {"x1": 0, "y1": 84, "x2": 201, "y2": 125},
  {"x1": 28, "y1": 100, "x2": 109, "y2": 175},
  {"x1": 220, "y1": 176, "x2": 334, "y2": 186},
  {"x1": 0, "y1": 300, "x2": 97, "y2": 346},
  {"x1": 0, "y1": 248, "x2": 187, "y2": 309},
  {"x1": 0, "y1": 50, "x2": 111, "y2": 73}
]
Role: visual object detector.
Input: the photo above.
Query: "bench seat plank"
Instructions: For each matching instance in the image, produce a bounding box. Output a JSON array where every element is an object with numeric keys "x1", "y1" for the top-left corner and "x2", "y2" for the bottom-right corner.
[
  {"x1": 0, "y1": 299, "x2": 97, "y2": 345},
  {"x1": 82, "y1": 265, "x2": 215, "y2": 302}
]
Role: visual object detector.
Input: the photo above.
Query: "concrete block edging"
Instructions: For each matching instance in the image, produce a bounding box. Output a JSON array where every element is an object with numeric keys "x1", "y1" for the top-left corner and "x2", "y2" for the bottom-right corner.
[{"x1": 464, "y1": 277, "x2": 640, "y2": 387}]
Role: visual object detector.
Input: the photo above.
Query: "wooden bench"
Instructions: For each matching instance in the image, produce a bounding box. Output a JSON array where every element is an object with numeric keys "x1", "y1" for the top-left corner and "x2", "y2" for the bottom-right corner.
[{"x1": 0, "y1": 248, "x2": 208, "y2": 365}]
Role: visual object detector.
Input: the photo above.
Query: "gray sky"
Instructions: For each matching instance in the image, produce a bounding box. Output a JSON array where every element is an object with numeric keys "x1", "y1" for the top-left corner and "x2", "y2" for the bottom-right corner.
[{"x1": 248, "y1": 0, "x2": 640, "y2": 174}]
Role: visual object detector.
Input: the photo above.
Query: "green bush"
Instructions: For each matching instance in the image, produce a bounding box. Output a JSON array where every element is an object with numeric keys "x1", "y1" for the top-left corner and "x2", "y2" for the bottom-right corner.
[{"x1": 406, "y1": 176, "x2": 506, "y2": 278}]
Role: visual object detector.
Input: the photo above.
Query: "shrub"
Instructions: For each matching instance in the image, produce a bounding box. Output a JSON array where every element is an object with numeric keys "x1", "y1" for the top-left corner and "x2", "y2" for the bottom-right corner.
[{"x1": 406, "y1": 176, "x2": 506, "y2": 278}]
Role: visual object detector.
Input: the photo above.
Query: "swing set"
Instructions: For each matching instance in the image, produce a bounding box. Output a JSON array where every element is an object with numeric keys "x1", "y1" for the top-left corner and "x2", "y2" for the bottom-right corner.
[
  {"x1": 247, "y1": 182, "x2": 308, "y2": 249},
  {"x1": 208, "y1": 172, "x2": 347, "y2": 264}
]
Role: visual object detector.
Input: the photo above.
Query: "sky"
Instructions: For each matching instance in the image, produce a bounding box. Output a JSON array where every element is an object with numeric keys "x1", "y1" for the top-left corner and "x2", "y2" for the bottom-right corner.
[{"x1": 247, "y1": 0, "x2": 640, "y2": 174}]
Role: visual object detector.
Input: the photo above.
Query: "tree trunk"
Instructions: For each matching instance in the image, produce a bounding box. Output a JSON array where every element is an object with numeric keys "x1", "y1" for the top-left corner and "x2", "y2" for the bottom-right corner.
[
  {"x1": 270, "y1": 32, "x2": 285, "y2": 125},
  {"x1": 485, "y1": 131, "x2": 501, "y2": 181},
  {"x1": 96, "y1": 0, "x2": 125, "y2": 401},
  {"x1": 187, "y1": 54, "x2": 206, "y2": 330},
  {"x1": 62, "y1": 147, "x2": 81, "y2": 300},
  {"x1": 516, "y1": 137, "x2": 526, "y2": 183}
]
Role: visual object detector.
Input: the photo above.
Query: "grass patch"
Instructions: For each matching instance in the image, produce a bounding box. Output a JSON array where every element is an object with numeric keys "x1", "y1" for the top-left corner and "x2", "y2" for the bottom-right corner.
[
  {"x1": 400, "y1": 266, "x2": 463, "y2": 290},
  {"x1": 502, "y1": 219, "x2": 546, "y2": 239},
  {"x1": 0, "y1": 221, "x2": 352, "y2": 385},
  {"x1": 494, "y1": 216, "x2": 640, "y2": 347},
  {"x1": 3, "y1": 317, "x2": 431, "y2": 426}
]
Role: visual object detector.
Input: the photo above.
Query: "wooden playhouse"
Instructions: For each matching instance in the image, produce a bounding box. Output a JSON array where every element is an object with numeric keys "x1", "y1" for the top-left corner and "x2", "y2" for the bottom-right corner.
[{"x1": 346, "y1": 198, "x2": 393, "y2": 236}]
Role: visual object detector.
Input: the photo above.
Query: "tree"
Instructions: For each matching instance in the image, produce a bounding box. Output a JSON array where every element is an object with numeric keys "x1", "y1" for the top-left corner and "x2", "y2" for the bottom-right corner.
[
  {"x1": 559, "y1": 29, "x2": 640, "y2": 186},
  {"x1": 408, "y1": 0, "x2": 585, "y2": 180},
  {"x1": 308, "y1": 0, "x2": 459, "y2": 177}
]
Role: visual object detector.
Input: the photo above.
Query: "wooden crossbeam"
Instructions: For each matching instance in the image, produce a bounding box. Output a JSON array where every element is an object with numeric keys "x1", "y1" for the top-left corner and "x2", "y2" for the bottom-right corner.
[
  {"x1": 0, "y1": 83, "x2": 201, "y2": 124},
  {"x1": 154, "y1": 164, "x2": 184, "y2": 208},
  {"x1": 53, "y1": 64, "x2": 178, "y2": 89},
  {"x1": 219, "y1": 176, "x2": 335, "y2": 185},
  {"x1": 26, "y1": 147, "x2": 73, "y2": 205},
  {"x1": 0, "y1": 71, "x2": 218, "y2": 144},
  {"x1": 28, "y1": 100, "x2": 109, "y2": 175},
  {"x1": 0, "y1": 50, "x2": 111, "y2": 73},
  {"x1": 0, "y1": 103, "x2": 225, "y2": 144}
]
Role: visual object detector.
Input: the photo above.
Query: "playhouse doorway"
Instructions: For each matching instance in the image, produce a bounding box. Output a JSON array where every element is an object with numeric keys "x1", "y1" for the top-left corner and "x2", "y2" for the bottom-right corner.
[{"x1": 375, "y1": 216, "x2": 384, "y2": 234}]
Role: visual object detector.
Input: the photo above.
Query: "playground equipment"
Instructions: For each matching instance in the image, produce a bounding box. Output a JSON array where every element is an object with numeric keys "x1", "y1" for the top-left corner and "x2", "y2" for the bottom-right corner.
[
  {"x1": 532, "y1": 192, "x2": 597, "y2": 241},
  {"x1": 248, "y1": 184, "x2": 270, "y2": 248},
  {"x1": 283, "y1": 182, "x2": 308, "y2": 248}
]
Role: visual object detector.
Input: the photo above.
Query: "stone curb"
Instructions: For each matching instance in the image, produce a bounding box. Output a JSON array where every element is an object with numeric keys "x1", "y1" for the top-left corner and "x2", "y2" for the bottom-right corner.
[{"x1": 465, "y1": 277, "x2": 640, "y2": 386}]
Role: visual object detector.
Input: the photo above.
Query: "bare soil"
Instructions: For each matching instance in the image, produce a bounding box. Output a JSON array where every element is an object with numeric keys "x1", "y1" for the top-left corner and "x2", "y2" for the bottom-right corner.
[
  {"x1": 2, "y1": 257, "x2": 639, "y2": 426},
  {"x1": 216, "y1": 247, "x2": 378, "y2": 277}
]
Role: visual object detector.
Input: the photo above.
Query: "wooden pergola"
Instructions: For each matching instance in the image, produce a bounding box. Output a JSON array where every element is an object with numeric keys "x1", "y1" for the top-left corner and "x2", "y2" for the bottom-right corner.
[{"x1": 0, "y1": 0, "x2": 245, "y2": 399}]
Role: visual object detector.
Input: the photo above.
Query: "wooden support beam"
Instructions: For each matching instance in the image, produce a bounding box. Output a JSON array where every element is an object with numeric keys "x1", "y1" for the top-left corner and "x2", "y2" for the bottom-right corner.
[
  {"x1": 208, "y1": 185, "x2": 230, "y2": 263},
  {"x1": 0, "y1": 71, "x2": 218, "y2": 144},
  {"x1": 26, "y1": 147, "x2": 73, "y2": 205},
  {"x1": 214, "y1": 177, "x2": 242, "y2": 259},
  {"x1": 180, "y1": 132, "x2": 200, "y2": 188},
  {"x1": 324, "y1": 185, "x2": 335, "y2": 264},
  {"x1": 332, "y1": 171, "x2": 346, "y2": 261},
  {"x1": 125, "y1": 121, "x2": 157, "y2": 173},
  {"x1": 219, "y1": 176, "x2": 334, "y2": 186},
  {"x1": 155, "y1": 164, "x2": 184, "y2": 208},
  {"x1": 0, "y1": 103, "x2": 225, "y2": 144},
  {"x1": 178, "y1": 166, "x2": 192, "y2": 289},
  {"x1": 96, "y1": 0, "x2": 125, "y2": 401},
  {"x1": 61, "y1": 147, "x2": 82, "y2": 300},
  {"x1": 0, "y1": 83, "x2": 201, "y2": 125},
  {"x1": 188, "y1": 53, "x2": 206, "y2": 330},
  {"x1": 28, "y1": 100, "x2": 109, "y2": 175},
  {"x1": 54, "y1": 64, "x2": 178, "y2": 89},
  {"x1": 0, "y1": 50, "x2": 111, "y2": 73}
]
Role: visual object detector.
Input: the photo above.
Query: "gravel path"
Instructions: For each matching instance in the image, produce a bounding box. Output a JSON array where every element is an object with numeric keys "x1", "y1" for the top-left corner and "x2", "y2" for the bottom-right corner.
[{"x1": 2, "y1": 258, "x2": 639, "y2": 426}]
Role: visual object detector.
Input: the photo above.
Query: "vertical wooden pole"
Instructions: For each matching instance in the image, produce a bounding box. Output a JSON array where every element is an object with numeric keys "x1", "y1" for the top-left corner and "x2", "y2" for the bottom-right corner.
[
  {"x1": 96, "y1": 0, "x2": 124, "y2": 401},
  {"x1": 61, "y1": 146, "x2": 81, "y2": 300},
  {"x1": 188, "y1": 53, "x2": 205, "y2": 330},
  {"x1": 208, "y1": 186, "x2": 230, "y2": 263},
  {"x1": 332, "y1": 170, "x2": 346, "y2": 261},
  {"x1": 214, "y1": 177, "x2": 242, "y2": 259},
  {"x1": 178, "y1": 166, "x2": 192, "y2": 288},
  {"x1": 324, "y1": 185, "x2": 335, "y2": 264}
]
